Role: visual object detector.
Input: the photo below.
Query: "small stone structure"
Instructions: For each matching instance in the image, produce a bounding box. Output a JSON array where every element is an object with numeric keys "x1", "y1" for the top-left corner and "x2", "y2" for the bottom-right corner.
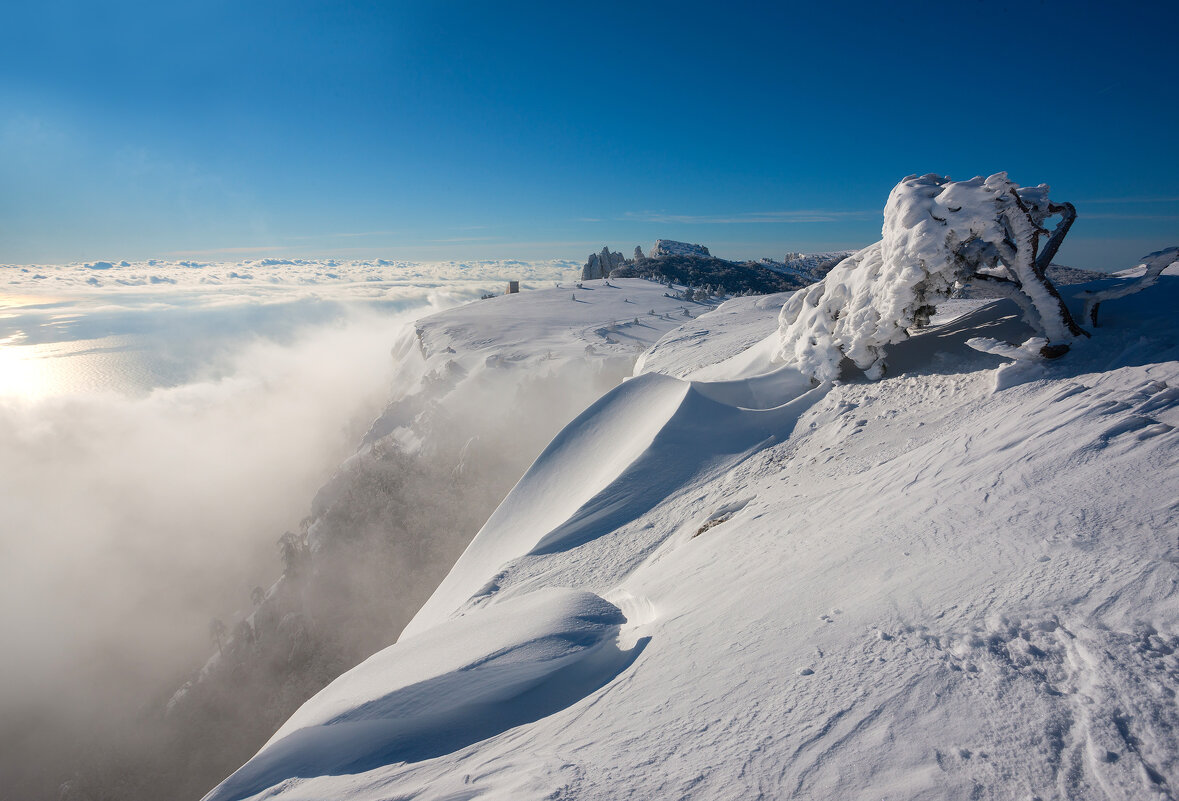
[{"x1": 507, "y1": 281, "x2": 519, "y2": 294}]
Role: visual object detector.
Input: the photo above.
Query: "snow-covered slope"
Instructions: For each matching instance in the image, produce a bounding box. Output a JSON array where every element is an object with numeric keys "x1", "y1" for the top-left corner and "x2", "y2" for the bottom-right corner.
[
  {"x1": 207, "y1": 271, "x2": 1179, "y2": 801},
  {"x1": 412, "y1": 277, "x2": 702, "y2": 370},
  {"x1": 634, "y1": 291, "x2": 792, "y2": 379},
  {"x1": 161, "y1": 277, "x2": 717, "y2": 799}
]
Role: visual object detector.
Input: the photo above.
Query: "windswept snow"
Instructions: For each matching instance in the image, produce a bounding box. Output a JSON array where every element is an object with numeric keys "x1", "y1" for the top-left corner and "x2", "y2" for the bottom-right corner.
[
  {"x1": 206, "y1": 589, "x2": 637, "y2": 801},
  {"x1": 207, "y1": 267, "x2": 1179, "y2": 801},
  {"x1": 411, "y1": 277, "x2": 707, "y2": 371},
  {"x1": 634, "y1": 291, "x2": 792, "y2": 379}
]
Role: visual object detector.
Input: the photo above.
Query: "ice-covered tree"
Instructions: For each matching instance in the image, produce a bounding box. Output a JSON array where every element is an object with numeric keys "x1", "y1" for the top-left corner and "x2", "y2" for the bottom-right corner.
[{"x1": 778, "y1": 173, "x2": 1088, "y2": 381}]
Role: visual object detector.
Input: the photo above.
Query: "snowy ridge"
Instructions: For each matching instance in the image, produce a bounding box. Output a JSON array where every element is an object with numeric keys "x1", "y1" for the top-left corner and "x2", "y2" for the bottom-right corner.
[
  {"x1": 207, "y1": 269, "x2": 1179, "y2": 801},
  {"x1": 148, "y1": 276, "x2": 723, "y2": 801},
  {"x1": 404, "y1": 365, "x2": 822, "y2": 640},
  {"x1": 634, "y1": 291, "x2": 793, "y2": 379},
  {"x1": 402, "y1": 371, "x2": 691, "y2": 637}
]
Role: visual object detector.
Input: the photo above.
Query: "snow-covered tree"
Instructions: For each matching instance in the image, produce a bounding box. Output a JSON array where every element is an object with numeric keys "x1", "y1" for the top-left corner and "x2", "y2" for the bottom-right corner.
[
  {"x1": 232, "y1": 619, "x2": 255, "y2": 651},
  {"x1": 278, "y1": 531, "x2": 307, "y2": 577},
  {"x1": 778, "y1": 173, "x2": 1088, "y2": 382}
]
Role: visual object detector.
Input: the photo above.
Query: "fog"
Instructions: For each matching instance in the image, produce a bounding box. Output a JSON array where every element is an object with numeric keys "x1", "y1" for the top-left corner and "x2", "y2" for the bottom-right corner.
[
  {"x1": 3, "y1": 315, "x2": 390, "y2": 680},
  {"x1": 0, "y1": 313, "x2": 420, "y2": 795},
  {"x1": 0, "y1": 262, "x2": 584, "y2": 799}
]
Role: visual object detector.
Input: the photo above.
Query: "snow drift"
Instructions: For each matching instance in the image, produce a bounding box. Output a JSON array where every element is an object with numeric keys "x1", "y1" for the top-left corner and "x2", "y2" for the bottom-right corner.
[
  {"x1": 206, "y1": 261, "x2": 1179, "y2": 800},
  {"x1": 205, "y1": 589, "x2": 640, "y2": 801}
]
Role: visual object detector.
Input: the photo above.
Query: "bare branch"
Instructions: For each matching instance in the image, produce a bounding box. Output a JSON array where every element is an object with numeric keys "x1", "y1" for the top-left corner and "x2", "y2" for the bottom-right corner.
[{"x1": 1035, "y1": 202, "x2": 1076, "y2": 275}]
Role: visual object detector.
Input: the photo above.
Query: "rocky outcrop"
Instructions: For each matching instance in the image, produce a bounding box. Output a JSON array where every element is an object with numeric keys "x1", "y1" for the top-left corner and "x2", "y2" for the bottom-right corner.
[
  {"x1": 634, "y1": 246, "x2": 645, "y2": 261},
  {"x1": 650, "y1": 240, "x2": 710, "y2": 258},
  {"x1": 582, "y1": 247, "x2": 627, "y2": 280}
]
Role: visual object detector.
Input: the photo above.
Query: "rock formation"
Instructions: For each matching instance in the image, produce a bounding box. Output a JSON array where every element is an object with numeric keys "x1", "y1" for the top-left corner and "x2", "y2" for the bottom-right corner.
[
  {"x1": 650, "y1": 240, "x2": 711, "y2": 258},
  {"x1": 582, "y1": 247, "x2": 626, "y2": 280}
]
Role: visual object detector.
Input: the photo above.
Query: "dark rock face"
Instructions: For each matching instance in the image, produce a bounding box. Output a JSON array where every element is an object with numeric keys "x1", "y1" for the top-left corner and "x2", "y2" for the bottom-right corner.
[
  {"x1": 582, "y1": 241, "x2": 843, "y2": 295},
  {"x1": 612, "y1": 255, "x2": 808, "y2": 295}
]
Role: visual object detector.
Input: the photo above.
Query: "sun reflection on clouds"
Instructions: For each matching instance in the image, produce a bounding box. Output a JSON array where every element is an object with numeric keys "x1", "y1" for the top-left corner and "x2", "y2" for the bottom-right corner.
[
  {"x1": 0, "y1": 258, "x2": 580, "y2": 399},
  {"x1": 0, "y1": 338, "x2": 153, "y2": 399}
]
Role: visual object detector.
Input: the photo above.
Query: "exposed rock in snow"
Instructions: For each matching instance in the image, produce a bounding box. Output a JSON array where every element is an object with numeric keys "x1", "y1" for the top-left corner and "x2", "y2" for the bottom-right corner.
[
  {"x1": 582, "y1": 253, "x2": 602, "y2": 281},
  {"x1": 581, "y1": 247, "x2": 626, "y2": 280},
  {"x1": 634, "y1": 245, "x2": 645, "y2": 261},
  {"x1": 612, "y1": 254, "x2": 809, "y2": 295},
  {"x1": 650, "y1": 239, "x2": 711, "y2": 258}
]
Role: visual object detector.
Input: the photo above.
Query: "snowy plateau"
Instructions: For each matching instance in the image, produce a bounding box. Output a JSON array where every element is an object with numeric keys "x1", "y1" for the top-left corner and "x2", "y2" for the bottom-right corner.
[{"x1": 206, "y1": 259, "x2": 1179, "y2": 800}]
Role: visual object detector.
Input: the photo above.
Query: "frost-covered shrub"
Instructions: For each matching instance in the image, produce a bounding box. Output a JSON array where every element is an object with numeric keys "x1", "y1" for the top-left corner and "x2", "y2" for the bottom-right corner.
[{"x1": 778, "y1": 173, "x2": 1086, "y2": 381}]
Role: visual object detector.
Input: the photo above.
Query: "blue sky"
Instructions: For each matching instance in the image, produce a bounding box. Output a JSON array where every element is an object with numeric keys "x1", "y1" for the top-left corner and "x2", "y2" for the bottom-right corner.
[{"x1": 2, "y1": 0, "x2": 1176, "y2": 268}]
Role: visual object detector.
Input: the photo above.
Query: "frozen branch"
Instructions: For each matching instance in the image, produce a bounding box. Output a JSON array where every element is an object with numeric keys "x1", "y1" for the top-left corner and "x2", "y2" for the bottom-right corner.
[{"x1": 1078, "y1": 247, "x2": 1179, "y2": 326}]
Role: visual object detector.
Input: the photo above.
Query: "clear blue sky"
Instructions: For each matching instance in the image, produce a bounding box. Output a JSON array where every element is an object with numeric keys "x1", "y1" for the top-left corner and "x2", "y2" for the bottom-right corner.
[{"x1": 2, "y1": 0, "x2": 1176, "y2": 268}]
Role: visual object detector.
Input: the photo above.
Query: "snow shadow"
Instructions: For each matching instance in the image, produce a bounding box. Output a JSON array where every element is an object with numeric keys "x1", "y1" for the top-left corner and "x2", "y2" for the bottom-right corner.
[
  {"x1": 859, "y1": 276, "x2": 1179, "y2": 381},
  {"x1": 205, "y1": 590, "x2": 647, "y2": 801},
  {"x1": 528, "y1": 376, "x2": 828, "y2": 557},
  {"x1": 872, "y1": 298, "x2": 1035, "y2": 378}
]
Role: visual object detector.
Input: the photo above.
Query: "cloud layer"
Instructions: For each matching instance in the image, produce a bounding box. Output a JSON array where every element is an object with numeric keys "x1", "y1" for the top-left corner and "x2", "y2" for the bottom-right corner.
[{"x1": 0, "y1": 258, "x2": 580, "y2": 796}]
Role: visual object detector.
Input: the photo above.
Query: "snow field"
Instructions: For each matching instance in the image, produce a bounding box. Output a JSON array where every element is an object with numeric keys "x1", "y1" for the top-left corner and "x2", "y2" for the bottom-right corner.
[{"x1": 208, "y1": 271, "x2": 1179, "y2": 800}]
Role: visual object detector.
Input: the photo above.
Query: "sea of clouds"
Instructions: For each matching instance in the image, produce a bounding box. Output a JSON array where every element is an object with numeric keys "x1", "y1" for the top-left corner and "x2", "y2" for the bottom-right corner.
[{"x1": 0, "y1": 257, "x2": 579, "y2": 796}]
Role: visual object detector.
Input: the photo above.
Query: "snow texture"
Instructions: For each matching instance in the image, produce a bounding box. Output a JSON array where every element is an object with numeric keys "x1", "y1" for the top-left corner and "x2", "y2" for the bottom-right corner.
[
  {"x1": 205, "y1": 589, "x2": 636, "y2": 801},
  {"x1": 206, "y1": 268, "x2": 1179, "y2": 801}
]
